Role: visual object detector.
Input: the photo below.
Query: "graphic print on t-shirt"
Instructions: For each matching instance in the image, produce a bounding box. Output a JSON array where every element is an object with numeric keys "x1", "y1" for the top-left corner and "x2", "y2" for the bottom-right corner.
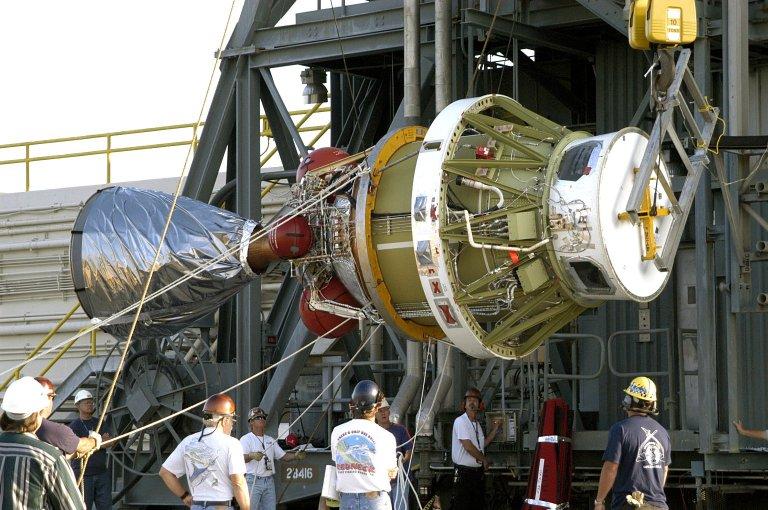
[
  {"x1": 636, "y1": 427, "x2": 666, "y2": 468},
  {"x1": 185, "y1": 441, "x2": 222, "y2": 489},
  {"x1": 335, "y1": 430, "x2": 376, "y2": 474}
]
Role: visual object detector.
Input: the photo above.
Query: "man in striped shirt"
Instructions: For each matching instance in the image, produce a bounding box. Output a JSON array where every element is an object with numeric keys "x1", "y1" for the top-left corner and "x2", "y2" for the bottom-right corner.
[{"x1": 0, "y1": 376, "x2": 86, "y2": 510}]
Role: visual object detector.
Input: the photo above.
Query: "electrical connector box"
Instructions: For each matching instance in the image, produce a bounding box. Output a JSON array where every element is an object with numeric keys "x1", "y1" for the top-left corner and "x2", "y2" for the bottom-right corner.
[
  {"x1": 645, "y1": 0, "x2": 697, "y2": 45},
  {"x1": 486, "y1": 411, "x2": 517, "y2": 443},
  {"x1": 507, "y1": 211, "x2": 537, "y2": 241},
  {"x1": 517, "y1": 258, "x2": 549, "y2": 293}
]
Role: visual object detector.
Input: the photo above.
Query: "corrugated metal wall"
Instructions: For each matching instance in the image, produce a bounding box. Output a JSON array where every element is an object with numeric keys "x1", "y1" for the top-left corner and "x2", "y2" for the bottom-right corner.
[
  {"x1": 595, "y1": 38, "x2": 648, "y2": 133},
  {"x1": 735, "y1": 64, "x2": 768, "y2": 439},
  {"x1": 573, "y1": 48, "x2": 768, "y2": 436}
]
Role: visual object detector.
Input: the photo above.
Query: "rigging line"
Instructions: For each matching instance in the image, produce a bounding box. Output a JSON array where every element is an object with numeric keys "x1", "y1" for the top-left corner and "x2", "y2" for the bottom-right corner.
[
  {"x1": 78, "y1": 0, "x2": 243, "y2": 484},
  {"x1": 0, "y1": 162, "x2": 366, "y2": 379},
  {"x1": 399, "y1": 343, "x2": 452, "y2": 447},
  {"x1": 7, "y1": 146, "x2": 417, "y2": 382},
  {"x1": 102, "y1": 317, "x2": 353, "y2": 446},
  {"x1": 397, "y1": 340, "x2": 433, "y2": 510},
  {"x1": 495, "y1": 1, "x2": 519, "y2": 96},
  {"x1": 286, "y1": 324, "x2": 380, "y2": 433},
  {"x1": 326, "y1": 0, "x2": 364, "y2": 143},
  {"x1": 277, "y1": 324, "x2": 381, "y2": 504},
  {"x1": 466, "y1": 0, "x2": 504, "y2": 98}
]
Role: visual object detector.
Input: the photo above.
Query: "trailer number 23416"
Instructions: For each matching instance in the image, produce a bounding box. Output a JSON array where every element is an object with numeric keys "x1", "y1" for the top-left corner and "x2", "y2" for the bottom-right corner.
[{"x1": 285, "y1": 467, "x2": 314, "y2": 480}]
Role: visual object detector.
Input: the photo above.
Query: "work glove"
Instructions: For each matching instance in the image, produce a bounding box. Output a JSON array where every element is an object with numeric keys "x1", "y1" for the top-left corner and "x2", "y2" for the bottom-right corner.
[
  {"x1": 626, "y1": 491, "x2": 645, "y2": 507},
  {"x1": 88, "y1": 431, "x2": 103, "y2": 450},
  {"x1": 295, "y1": 451, "x2": 306, "y2": 460},
  {"x1": 251, "y1": 451, "x2": 265, "y2": 462}
]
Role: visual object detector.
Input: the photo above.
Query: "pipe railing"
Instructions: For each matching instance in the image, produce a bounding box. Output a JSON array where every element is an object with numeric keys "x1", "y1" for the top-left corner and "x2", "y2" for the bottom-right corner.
[
  {"x1": 0, "y1": 302, "x2": 81, "y2": 390},
  {"x1": 0, "y1": 104, "x2": 330, "y2": 191}
]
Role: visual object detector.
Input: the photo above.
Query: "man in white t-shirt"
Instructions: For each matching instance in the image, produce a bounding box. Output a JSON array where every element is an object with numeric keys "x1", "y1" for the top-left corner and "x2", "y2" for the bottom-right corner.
[
  {"x1": 160, "y1": 393, "x2": 250, "y2": 510},
  {"x1": 240, "y1": 407, "x2": 305, "y2": 510},
  {"x1": 450, "y1": 388, "x2": 500, "y2": 510},
  {"x1": 331, "y1": 380, "x2": 397, "y2": 510}
]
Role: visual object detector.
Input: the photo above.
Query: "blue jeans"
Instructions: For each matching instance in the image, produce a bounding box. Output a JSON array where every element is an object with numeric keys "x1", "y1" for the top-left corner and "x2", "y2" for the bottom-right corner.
[
  {"x1": 83, "y1": 471, "x2": 111, "y2": 510},
  {"x1": 340, "y1": 492, "x2": 392, "y2": 510},
  {"x1": 245, "y1": 474, "x2": 277, "y2": 510},
  {"x1": 190, "y1": 505, "x2": 232, "y2": 510},
  {"x1": 390, "y1": 479, "x2": 409, "y2": 510}
]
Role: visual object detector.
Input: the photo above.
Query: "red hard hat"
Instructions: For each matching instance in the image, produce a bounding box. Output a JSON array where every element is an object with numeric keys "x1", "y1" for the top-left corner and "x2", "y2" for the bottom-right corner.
[
  {"x1": 285, "y1": 433, "x2": 299, "y2": 449},
  {"x1": 34, "y1": 376, "x2": 56, "y2": 396},
  {"x1": 203, "y1": 393, "x2": 236, "y2": 416}
]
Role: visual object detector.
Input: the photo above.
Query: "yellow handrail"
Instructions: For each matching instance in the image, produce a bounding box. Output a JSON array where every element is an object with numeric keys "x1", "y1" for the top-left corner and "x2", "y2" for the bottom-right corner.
[
  {"x1": 38, "y1": 327, "x2": 88, "y2": 378},
  {"x1": 0, "y1": 105, "x2": 330, "y2": 191},
  {"x1": 0, "y1": 302, "x2": 81, "y2": 390}
]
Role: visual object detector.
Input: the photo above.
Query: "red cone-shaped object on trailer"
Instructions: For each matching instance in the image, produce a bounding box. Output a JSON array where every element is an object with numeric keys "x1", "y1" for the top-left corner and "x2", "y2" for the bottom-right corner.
[
  {"x1": 296, "y1": 147, "x2": 350, "y2": 182},
  {"x1": 300, "y1": 276, "x2": 359, "y2": 338},
  {"x1": 522, "y1": 398, "x2": 573, "y2": 510}
]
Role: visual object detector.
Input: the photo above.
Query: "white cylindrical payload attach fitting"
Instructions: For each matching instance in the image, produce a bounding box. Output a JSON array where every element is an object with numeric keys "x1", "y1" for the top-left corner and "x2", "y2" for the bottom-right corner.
[{"x1": 549, "y1": 128, "x2": 674, "y2": 303}]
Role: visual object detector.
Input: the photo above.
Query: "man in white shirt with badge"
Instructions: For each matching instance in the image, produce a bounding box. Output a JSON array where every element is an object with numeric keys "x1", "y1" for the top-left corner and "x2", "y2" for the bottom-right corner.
[
  {"x1": 331, "y1": 380, "x2": 397, "y2": 510},
  {"x1": 159, "y1": 393, "x2": 250, "y2": 510},
  {"x1": 240, "y1": 407, "x2": 305, "y2": 510},
  {"x1": 450, "y1": 387, "x2": 500, "y2": 510}
]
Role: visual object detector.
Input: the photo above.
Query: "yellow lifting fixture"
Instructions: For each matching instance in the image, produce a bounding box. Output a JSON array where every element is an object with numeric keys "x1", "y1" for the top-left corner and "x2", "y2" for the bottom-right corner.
[{"x1": 618, "y1": 169, "x2": 671, "y2": 261}]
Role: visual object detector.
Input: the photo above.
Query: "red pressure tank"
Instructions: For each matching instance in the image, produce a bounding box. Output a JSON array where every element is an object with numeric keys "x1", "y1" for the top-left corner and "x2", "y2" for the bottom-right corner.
[
  {"x1": 247, "y1": 215, "x2": 313, "y2": 273},
  {"x1": 300, "y1": 276, "x2": 359, "y2": 338},
  {"x1": 268, "y1": 215, "x2": 313, "y2": 259},
  {"x1": 296, "y1": 147, "x2": 350, "y2": 182}
]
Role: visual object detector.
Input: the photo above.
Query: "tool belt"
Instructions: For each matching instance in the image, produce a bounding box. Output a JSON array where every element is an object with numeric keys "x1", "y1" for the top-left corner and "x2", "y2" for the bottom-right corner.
[
  {"x1": 191, "y1": 500, "x2": 231, "y2": 509},
  {"x1": 453, "y1": 464, "x2": 484, "y2": 473}
]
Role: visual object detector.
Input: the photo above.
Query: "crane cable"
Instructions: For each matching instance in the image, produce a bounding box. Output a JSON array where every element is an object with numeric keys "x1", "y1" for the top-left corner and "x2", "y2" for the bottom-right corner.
[{"x1": 269, "y1": 323, "x2": 381, "y2": 502}]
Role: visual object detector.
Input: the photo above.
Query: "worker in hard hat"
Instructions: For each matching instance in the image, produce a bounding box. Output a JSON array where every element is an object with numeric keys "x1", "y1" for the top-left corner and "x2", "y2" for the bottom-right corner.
[
  {"x1": 160, "y1": 393, "x2": 250, "y2": 510},
  {"x1": 68, "y1": 389, "x2": 113, "y2": 510},
  {"x1": 450, "y1": 387, "x2": 502, "y2": 510},
  {"x1": 34, "y1": 377, "x2": 102, "y2": 460},
  {"x1": 376, "y1": 398, "x2": 414, "y2": 510},
  {"x1": 240, "y1": 406, "x2": 306, "y2": 510},
  {"x1": 331, "y1": 380, "x2": 397, "y2": 510},
  {"x1": 595, "y1": 377, "x2": 671, "y2": 510},
  {"x1": 0, "y1": 376, "x2": 86, "y2": 509}
]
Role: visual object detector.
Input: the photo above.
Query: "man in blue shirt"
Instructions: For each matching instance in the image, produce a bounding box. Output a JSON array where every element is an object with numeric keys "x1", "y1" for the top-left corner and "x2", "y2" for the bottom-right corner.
[
  {"x1": 68, "y1": 389, "x2": 112, "y2": 510},
  {"x1": 595, "y1": 377, "x2": 671, "y2": 510},
  {"x1": 376, "y1": 398, "x2": 413, "y2": 510}
]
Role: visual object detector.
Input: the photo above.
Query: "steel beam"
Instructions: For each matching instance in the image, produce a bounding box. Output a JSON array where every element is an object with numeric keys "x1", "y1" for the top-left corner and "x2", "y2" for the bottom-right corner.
[
  {"x1": 259, "y1": 67, "x2": 309, "y2": 171},
  {"x1": 182, "y1": 0, "x2": 295, "y2": 202},
  {"x1": 724, "y1": 0, "x2": 748, "y2": 453},
  {"x1": 262, "y1": 322, "x2": 315, "y2": 435},
  {"x1": 404, "y1": 0, "x2": 421, "y2": 124},
  {"x1": 463, "y1": 8, "x2": 593, "y2": 59},
  {"x1": 341, "y1": 330, "x2": 375, "y2": 383},
  {"x1": 232, "y1": 3, "x2": 436, "y2": 69},
  {"x1": 388, "y1": 59, "x2": 434, "y2": 131},
  {"x1": 693, "y1": 35, "x2": 717, "y2": 455},
  {"x1": 435, "y1": 0, "x2": 452, "y2": 112},
  {"x1": 235, "y1": 61, "x2": 263, "y2": 434},
  {"x1": 346, "y1": 79, "x2": 385, "y2": 154},
  {"x1": 572, "y1": 0, "x2": 627, "y2": 36}
]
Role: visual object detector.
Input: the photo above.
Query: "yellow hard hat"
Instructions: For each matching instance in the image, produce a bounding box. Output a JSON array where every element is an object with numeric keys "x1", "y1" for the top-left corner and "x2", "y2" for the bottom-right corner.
[{"x1": 624, "y1": 376, "x2": 657, "y2": 402}]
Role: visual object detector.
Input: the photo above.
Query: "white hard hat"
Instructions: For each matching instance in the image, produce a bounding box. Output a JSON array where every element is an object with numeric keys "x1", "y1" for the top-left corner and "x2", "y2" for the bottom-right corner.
[
  {"x1": 379, "y1": 398, "x2": 390, "y2": 409},
  {"x1": 1, "y1": 376, "x2": 49, "y2": 420},
  {"x1": 74, "y1": 389, "x2": 94, "y2": 404}
]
